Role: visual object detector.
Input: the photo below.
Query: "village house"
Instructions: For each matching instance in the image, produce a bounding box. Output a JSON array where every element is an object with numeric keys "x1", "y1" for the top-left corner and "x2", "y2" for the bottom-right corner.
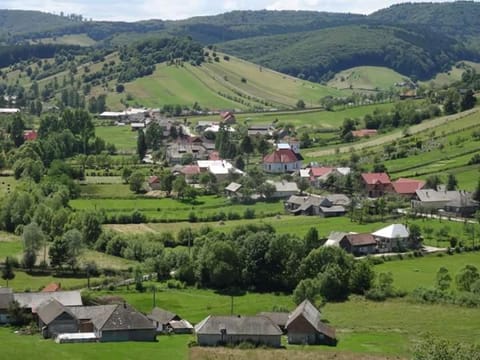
[
  {"x1": 195, "y1": 315, "x2": 282, "y2": 348},
  {"x1": 220, "y1": 111, "x2": 236, "y2": 125},
  {"x1": 0, "y1": 288, "x2": 13, "y2": 324},
  {"x1": 361, "y1": 173, "x2": 393, "y2": 198},
  {"x1": 147, "y1": 308, "x2": 193, "y2": 334},
  {"x1": 267, "y1": 180, "x2": 299, "y2": 199},
  {"x1": 324, "y1": 231, "x2": 348, "y2": 247},
  {"x1": 391, "y1": 178, "x2": 425, "y2": 198},
  {"x1": 36, "y1": 300, "x2": 156, "y2": 342},
  {"x1": 148, "y1": 176, "x2": 161, "y2": 191},
  {"x1": 339, "y1": 233, "x2": 377, "y2": 256},
  {"x1": 373, "y1": 224, "x2": 410, "y2": 253},
  {"x1": 225, "y1": 182, "x2": 243, "y2": 198},
  {"x1": 263, "y1": 143, "x2": 303, "y2": 173},
  {"x1": 412, "y1": 189, "x2": 479, "y2": 217},
  {"x1": 285, "y1": 300, "x2": 336, "y2": 346},
  {"x1": 285, "y1": 194, "x2": 348, "y2": 217},
  {"x1": 197, "y1": 160, "x2": 244, "y2": 181},
  {"x1": 247, "y1": 124, "x2": 274, "y2": 137},
  {"x1": 180, "y1": 165, "x2": 201, "y2": 183},
  {"x1": 23, "y1": 130, "x2": 38, "y2": 141}
]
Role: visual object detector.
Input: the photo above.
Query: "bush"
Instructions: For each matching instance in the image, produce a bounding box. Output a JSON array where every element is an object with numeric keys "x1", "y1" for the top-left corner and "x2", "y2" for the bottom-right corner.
[
  {"x1": 188, "y1": 211, "x2": 197, "y2": 223},
  {"x1": 365, "y1": 288, "x2": 387, "y2": 301},
  {"x1": 243, "y1": 208, "x2": 255, "y2": 219},
  {"x1": 166, "y1": 279, "x2": 186, "y2": 289}
]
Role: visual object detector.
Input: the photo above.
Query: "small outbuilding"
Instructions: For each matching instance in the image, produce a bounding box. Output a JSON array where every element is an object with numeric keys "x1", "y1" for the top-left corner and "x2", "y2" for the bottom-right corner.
[
  {"x1": 339, "y1": 233, "x2": 377, "y2": 256},
  {"x1": 37, "y1": 299, "x2": 78, "y2": 339},
  {"x1": 285, "y1": 300, "x2": 336, "y2": 346}
]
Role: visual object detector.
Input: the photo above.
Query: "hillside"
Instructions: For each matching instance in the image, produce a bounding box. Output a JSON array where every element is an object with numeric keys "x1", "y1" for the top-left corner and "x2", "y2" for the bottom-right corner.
[
  {"x1": 327, "y1": 66, "x2": 410, "y2": 91},
  {"x1": 94, "y1": 52, "x2": 344, "y2": 110}
]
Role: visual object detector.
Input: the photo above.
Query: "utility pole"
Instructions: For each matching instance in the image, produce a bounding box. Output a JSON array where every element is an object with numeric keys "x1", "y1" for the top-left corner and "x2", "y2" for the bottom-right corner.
[
  {"x1": 152, "y1": 285, "x2": 156, "y2": 309},
  {"x1": 230, "y1": 295, "x2": 234, "y2": 315}
]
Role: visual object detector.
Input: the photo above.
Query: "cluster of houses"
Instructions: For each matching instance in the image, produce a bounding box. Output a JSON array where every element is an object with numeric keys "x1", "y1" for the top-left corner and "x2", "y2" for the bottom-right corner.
[
  {"x1": 325, "y1": 223, "x2": 414, "y2": 256},
  {"x1": 1, "y1": 285, "x2": 335, "y2": 348}
]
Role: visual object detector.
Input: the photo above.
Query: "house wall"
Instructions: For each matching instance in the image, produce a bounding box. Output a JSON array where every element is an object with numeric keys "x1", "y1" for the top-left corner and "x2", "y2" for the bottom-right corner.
[
  {"x1": 99, "y1": 329, "x2": 156, "y2": 342},
  {"x1": 0, "y1": 311, "x2": 10, "y2": 324},
  {"x1": 263, "y1": 161, "x2": 301, "y2": 173},
  {"x1": 411, "y1": 200, "x2": 448, "y2": 210},
  {"x1": 41, "y1": 313, "x2": 79, "y2": 338},
  {"x1": 197, "y1": 334, "x2": 281, "y2": 348},
  {"x1": 376, "y1": 236, "x2": 408, "y2": 253},
  {"x1": 272, "y1": 190, "x2": 298, "y2": 199},
  {"x1": 286, "y1": 316, "x2": 319, "y2": 345}
]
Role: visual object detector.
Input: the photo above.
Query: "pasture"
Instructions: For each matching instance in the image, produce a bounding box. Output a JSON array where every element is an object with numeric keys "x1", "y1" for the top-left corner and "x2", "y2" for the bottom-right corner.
[
  {"x1": 375, "y1": 251, "x2": 480, "y2": 292},
  {"x1": 328, "y1": 66, "x2": 409, "y2": 91},
  {"x1": 94, "y1": 126, "x2": 137, "y2": 153}
]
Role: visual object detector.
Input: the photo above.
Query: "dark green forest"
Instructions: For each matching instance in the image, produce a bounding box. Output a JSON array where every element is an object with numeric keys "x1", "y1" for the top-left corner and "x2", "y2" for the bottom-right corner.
[{"x1": 3, "y1": 2, "x2": 480, "y2": 83}]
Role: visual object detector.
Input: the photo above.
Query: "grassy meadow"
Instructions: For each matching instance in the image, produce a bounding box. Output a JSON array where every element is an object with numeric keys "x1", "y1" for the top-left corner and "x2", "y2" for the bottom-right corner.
[
  {"x1": 328, "y1": 66, "x2": 409, "y2": 91},
  {"x1": 94, "y1": 126, "x2": 138, "y2": 153}
]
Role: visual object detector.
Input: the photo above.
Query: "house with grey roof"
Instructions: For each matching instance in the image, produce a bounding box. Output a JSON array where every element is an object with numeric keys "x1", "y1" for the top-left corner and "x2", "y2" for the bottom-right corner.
[
  {"x1": 147, "y1": 307, "x2": 192, "y2": 334},
  {"x1": 372, "y1": 224, "x2": 410, "y2": 253},
  {"x1": 285, "y1": 194, "x2": 348, "y2": 217},
  {"x1": 195, "y1": 315, "x2": 282, "y2": 347},
  {"x1": 257, "y1": 312, "x2": 290, "y2": 332},
  {"x1": 35, "y1": 300, "x2": 155, "y2": 342},
  {"x1": 13, "y1": 290, "x2": 83, "y2": 313},
  {"x1": 285, "y1": 300, "x2": 336, "y2": 346},
  {"x1": 412, "y1": 189, "x2": 479, "y2": 217},
  {"x1": 267, "y1": 180, "x2": 299, "y2": 199}
]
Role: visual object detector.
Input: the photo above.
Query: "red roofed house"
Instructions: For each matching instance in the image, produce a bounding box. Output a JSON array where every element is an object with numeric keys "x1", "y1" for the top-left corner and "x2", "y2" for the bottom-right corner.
[
  {"x1": 361, "y1": 173, "x2": 392, "y2": 198},
  {"x1": 148, "y1": 176, "x2": 161, "y2": 191},
  {"x1": 351, "y1": 129, "x2": 378, "y2": 138},
  {"x1": 309, "y1": 167, "x2": 334, "y2": 187},
  {"x1": 42, "y1": 283, "x2": 61, "y2": 292},
  {"x1": 180, "y1": 165, "x2": 201, "y2": 183},
  {"x1": 208, "y1": 151, "x2": 221, "y2": 161},
  {"x1": 220, "y1": 111, "x2": 236, "y2": 125},
  {"x1": 23, "y1": 130, "x2": 38, "y2": 141},
  {"x1": 392, "y1": 178, "x2": 425, "y2": 198},
  {"x1": 263, "y1": 145, "x2": 303, "y2": 173}
]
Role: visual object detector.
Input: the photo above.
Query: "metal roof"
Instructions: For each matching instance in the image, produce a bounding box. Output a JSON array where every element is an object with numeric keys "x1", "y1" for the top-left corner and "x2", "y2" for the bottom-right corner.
[{"x1": 195, "y1": 315, "x2": 282, "y2": 336}]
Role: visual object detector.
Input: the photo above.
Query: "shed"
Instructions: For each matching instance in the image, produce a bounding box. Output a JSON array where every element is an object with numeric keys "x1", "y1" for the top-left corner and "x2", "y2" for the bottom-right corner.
[
  {"x1": 37, "y1": 300, "x2": 78, "y2": 338},
  {"x1": 147, "y1": 307, "x2": 179, "y2": 333},
  {"x1": 286, "y1": 300, "x2": 336, "y2": 346},
  {"x1": 257, "y1": 312, "x2": 290, "y2": 332},
  {"x1": 339, "y1": 233, "x2": 377, "y2": 256},
  {"x1": 0, "y1": 288, "x2": 14, "y2": 324}
]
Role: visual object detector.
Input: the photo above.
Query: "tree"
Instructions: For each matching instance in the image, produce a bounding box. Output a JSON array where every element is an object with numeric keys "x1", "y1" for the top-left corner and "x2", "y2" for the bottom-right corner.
[
  {"x1": 136, "y1": 130, "x2": 147, "y2": 160},
  {"x1": 9, "y1": 114, "x2": 25, "y2": 148},
  {"x1": 240, "y1": 135, "x2": 254, "y2": 166},
  {"x1": 296, "y1": 99, "x2": 306, "y2": 109},
  {"x1": 455, "y1": 264, "x2": 479, "y2": 292},
  {"x1": 121, "y1": 167, "x2": 132, "y2": 184},
  {"x1": 304, "y1": 227, "x2": 320, "y2": 254},
  {"x1": 340, "y1": 118, "x2": 356, "y2": 140},
  {"x1": 443, "y1": 88, "x2": 461, "y2": 115},
  {"x1": 22, "y1": 222, "x2": 44, "y2": 270},
  {"x1": 145, "y1": 122, "x2": 163, "y2": 151},
  {"x1": 297, "y1": 177, "x2": 310, "y2": 195},
  {"x1": 350, "y1": 260, "x2": 375, "y2": 294},
  {"x1": 258, "y1": 182, "x2": 276, "y2": 200},
  {"x1": 2, "y1": 257, "x2": 15, "y2": 286},
  {"x1": 293, "y1": 278, "x2": 322, "y2": 305},
  {"x1": 446, "y1": 173, "x2": 458, "y2": 191},
  {"x1": 425, "y1": 175, "x2": 442, "y2": 190},
  {"x1": 436, "y1": 267, "x2": 452, "y2": 291},
  {"x1": 82, "y1": 212, "x2": 102, "y2": 245},
  {"x1": 173, "y1": 176, "x2": 187, "y2": 198},
  {"x1": 473, "y1": 179, "x2": 480, "y2": 202},
  {"x1": 63, "y1": 229, "x2": 84, "y2": 269},
  {"x1": 134, "y1": 266, "x2": 144, "y2": 292},
  {"x1": 460, "y1": 89, "x2": 476, "y2": 111},
  {"x1": 84, "y1": 261, "x2": 98, "y2": 289},
  {"x1": 129, "y1": 171, "x2": 145, "y2": 193}
]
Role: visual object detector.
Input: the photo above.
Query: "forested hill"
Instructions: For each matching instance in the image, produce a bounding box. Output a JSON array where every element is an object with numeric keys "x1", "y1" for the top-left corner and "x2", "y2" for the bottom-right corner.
[
  {"x1": 3, "y1": 2, "x2": 480, "y2": 83},
  {"x1": 369, "y1": 1, "x2": 480, "y2": 35},
  {"x1": 218, "y1": 24, "x2": 475, "y2": 82},
  {"x1": 166, "y1": 10, "x2": 365, "y2": 44}
]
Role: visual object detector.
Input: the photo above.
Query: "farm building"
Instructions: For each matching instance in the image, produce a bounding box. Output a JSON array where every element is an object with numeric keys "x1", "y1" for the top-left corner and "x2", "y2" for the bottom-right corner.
[
  {"x1": 373, "y1": 224, "x2": 410, "y2": 253},
  {"x1": 285, "y1": 194, "x2": 347, "y2": 217},
  {"x1": 0, "y1": 288, "x2": 14, "y2": 324},
  {"x1": 267, "y1": 180, "x2": 299, "y2": 199},
  {"x1": 361, "y1": 173, "x2": 392, "y2": 198},
  {"x1": 285, "y1": 300, "x2": 336, "y2": 346},
  {"x1": 339, "y1": 233, "x2": 377, "y2": 256},
  {"x1": 37, "y1": 300, "x2": 79, "y2": 339},
  {"x1": 195, "y1": 315, "x2": 282, "y2": 347},
  {"x1": 392, "y1": 178, "x2": 425, "y2": 197},
  {"x1": 412, "y1": 189, "x2": 479, "y2": 217},
  {"x1": 147, "y1": 307, "x2": 193, "y2": 334},
  {"x1": 257, "y1": 312, "x2": 290, "y2": 332},
  {"x1": 13, "y1": 290, "x2": 83, "y2": 313}
]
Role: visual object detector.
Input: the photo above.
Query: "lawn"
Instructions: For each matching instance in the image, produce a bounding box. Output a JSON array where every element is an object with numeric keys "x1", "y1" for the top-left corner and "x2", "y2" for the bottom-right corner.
[
  {"x1": 94, "y1": 126, "x2": 137, "y2": 153},
  {"x1": 374, "y1": 251, "x2": 480, "y2": 292},
  {"x1": 71, "y1": 196, "x2": 285, "y2": 222},
  {"x1": 0, "y1": 328, "x2": 191, "y2": 360},
  {"x1": 0, "y1": 231, "x2": 23, "y2": 259},
  {"x1": 79, "y1": 183, "x2": 134, "y2": 198}
]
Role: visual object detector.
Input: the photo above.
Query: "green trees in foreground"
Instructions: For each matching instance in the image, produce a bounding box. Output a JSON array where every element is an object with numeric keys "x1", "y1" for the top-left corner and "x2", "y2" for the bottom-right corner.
[{"x1": 413, "y1": 336, "x2": 480, "y2": 360}]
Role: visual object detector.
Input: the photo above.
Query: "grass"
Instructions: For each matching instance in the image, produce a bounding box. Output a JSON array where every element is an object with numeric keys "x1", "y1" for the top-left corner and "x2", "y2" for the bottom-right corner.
[
  {"x1": 79, "y1": 250, "x2": 138, "y2": 271},
  {"x1": 0, "y1": 232, "x2": 23, "y2": 259},
  {"x1": 79, "y1": 184, "x2": 134, "y2": 198},
  {"x1": 94, "y1": 126, "x2": 137, "y2": 153},
  {"x1": 374, "y1": 252, "x2": 480, "y2": 292},
  {"x1": 70, "y1": 196, "x2": 285, "y2": 221},
  {"x1": 328, "y1": 66, "x2": 409, "y2": 91},
  {"x1": 0, "y1": 176, "x2": 17, "y2": 197},
  {"x1": 0, "y1": 328, "x2": 191, "y2": 360}
]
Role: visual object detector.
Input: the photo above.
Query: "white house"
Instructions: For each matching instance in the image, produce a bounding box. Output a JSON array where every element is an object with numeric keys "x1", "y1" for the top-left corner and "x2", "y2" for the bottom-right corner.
[
  {"x1": 263, "y1": 144, "x2": 303, "y2": 173},
  {"x1": 372, "y1": 224, "x2": 410, "y2": 253}
]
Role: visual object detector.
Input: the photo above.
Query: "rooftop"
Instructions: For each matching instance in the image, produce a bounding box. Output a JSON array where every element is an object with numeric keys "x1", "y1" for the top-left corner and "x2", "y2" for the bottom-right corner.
[{"x1": 195, "y1": 315, "x2": 282, "y2": 336}]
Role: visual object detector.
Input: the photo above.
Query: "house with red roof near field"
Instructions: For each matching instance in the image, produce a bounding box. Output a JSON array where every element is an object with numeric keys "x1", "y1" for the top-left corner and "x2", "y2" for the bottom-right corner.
[
  {"x1": 148, "y1": 176, "x2": 161, "y2": 190},
  {"x1": 361, "y1": 173, "x2": 392, "y2": 198},
  {"x1": 392, "y1": 178, "x2": 425, "y2": 198},
  {"x1": 263, "y1": 144, "x2": 303, "y2": 173},
  {"x1": 351, "y1": 129, "x2": 378, "y2": 138},
  {"x1": 180, "y1": 165, "x2": 201, "y2": 183},
  {"x1": 220, "y1": 111, "x2": 236, "y2": 125},
  {"x1": 23, "y1": 130, "x2": 38, "y2": 141}
]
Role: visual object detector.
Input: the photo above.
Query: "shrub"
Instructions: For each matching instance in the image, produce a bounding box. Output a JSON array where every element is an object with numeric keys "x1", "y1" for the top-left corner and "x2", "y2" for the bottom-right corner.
[
  {"x1": 243, "y1": 208, "x2": 255, "y2": 219},
  {"x1": 166, "y1": 279, "x2": 186, "y2": 289}
]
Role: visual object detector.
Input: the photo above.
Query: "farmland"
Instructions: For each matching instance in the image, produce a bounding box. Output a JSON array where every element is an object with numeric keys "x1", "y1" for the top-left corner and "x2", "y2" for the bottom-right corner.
[{"x1": 328, "y1": 66, "x2": 409, "y2": 91}]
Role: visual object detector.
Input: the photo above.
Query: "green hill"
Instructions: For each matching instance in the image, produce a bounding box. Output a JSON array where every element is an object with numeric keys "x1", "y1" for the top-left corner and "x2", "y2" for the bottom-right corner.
[
  {"x1": 327, "y1": 66, "x2": 410, "y2": 91},
  {"x1": 96, "y1": 52, "x2": 344, "y2": 110}
]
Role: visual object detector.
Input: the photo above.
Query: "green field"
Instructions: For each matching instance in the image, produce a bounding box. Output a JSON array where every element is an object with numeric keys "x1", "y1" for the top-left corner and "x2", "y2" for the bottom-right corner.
[
  {"x1": 375, "y1": 252, "x2": 480, "y2": 292},
  {"x1": 79, "y1": 183, "x2": 134, "y2": 198},
  {"x1": 328, "y1": 66, "x2": 409, "y2": 91},
  {"x1": 103, "y1": 53, "x2": 344, "y2": 111},
  {"x1": 70, "y1": 196, "x2": 285, "y2": 222},
  {"x1": 95, "y1": 126, "x2": 138, "y2": 153},
  {"x1": 0, "y1": 328, "x2": 190, "y2": 360}
]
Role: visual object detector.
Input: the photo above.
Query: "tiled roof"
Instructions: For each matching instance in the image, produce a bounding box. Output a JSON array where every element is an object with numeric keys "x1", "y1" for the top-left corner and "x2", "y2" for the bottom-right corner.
[
  {"x1": 345, "y1": 233, "x2": 377, "y2": 246},
  {"x1": 36, "y1": 299, "x2": 73, "y2": 325},
  {"x1": 392, "y1": 178, "x2": 425, "y2": 194},
  {"x1": 95, "y1": 303, "x2": 155, "y2": 331},
  {"x1": 361, "y1": 173, "x2": 391, "y2": 185},
  {"x1": 263, "y1": 149, "x2": 300, "y2": 164},
  {"x1": 147, "y1": 307, "x2": 178, "y2": 325},
  {"x1": 310, "y1": 167, "x2": 334, "y2": 178}
]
